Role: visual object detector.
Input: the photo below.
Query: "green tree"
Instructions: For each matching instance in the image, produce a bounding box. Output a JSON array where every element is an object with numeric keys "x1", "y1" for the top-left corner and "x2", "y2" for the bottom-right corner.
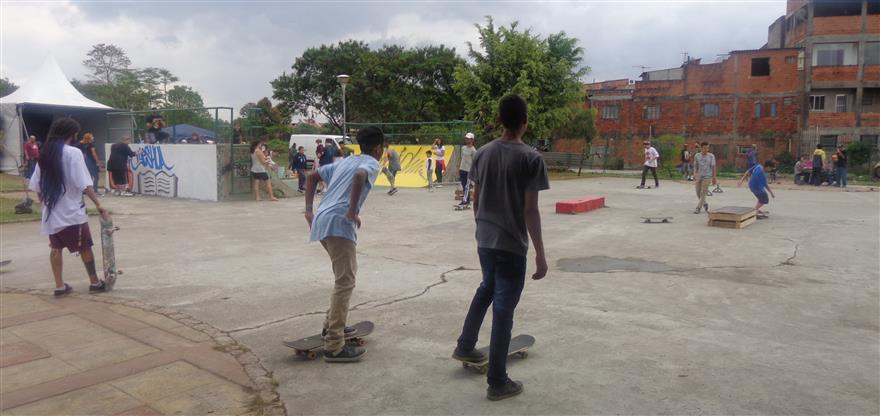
[
  {"x1": 272, "y1": 41, "x2": 466, "y2": 133},
  {"x1": 164, "y1": 85, "x2": 210, "y2": 126},
  {"x1": 453, "y1": 18, "x2": 589, "y2": 141},
  {"x1": 94, "y1": 71, "x2": 150, "y2": 110},
  {"x1": 0, "y1": 77, "x2": 18, "y2": 97},
  {"x1": 553, "y1": 106, "x2": 597, "y2": 153},
  {"x1": 82, "y1": 43, "x2": 131, "y2": 85},
  {"x1": 157, "y1": 68, "x2": 178, "y2": 104}
]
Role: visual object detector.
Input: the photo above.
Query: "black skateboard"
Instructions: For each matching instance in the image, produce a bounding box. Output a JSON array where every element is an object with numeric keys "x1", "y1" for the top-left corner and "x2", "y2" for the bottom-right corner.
[
  {"x1": 283, "y1": 321, "x2": 374, "y2": 360},
  {"x1": 454, "y1": 203, "x2": 471, "y2": 211},
  {"x1": 641, "y1": 216, "x2": 673, "y2": 223},
  {"x1": 453, "y1": 334, "x2": 535, "y2": 374},
  {"x1": 635, "y1": 185, "x2": 653, "y2": 189}
]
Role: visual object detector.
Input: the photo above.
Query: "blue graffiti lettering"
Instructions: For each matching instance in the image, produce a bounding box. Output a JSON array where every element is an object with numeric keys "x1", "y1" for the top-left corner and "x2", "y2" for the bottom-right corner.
[{"x1": 131, "y1": 145, "x2": 174, "y2": 171}]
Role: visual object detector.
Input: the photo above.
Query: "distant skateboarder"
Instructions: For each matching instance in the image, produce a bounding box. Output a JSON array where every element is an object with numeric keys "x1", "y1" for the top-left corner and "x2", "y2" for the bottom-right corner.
[
  {"x1": 382, "y1": 144, "x2": 401, "y2": 195},
  {"x1": 452, "y1": 94, "x2": 549, "y2": 401},
  {"x1": 29, "y1": 117, "x2": 109, "y2": 296},
  {"x1": 457, "y1": 133, "x2": 477, "y2": 207},
  {"x1": 303, "y1": 126, "x2": 384, "y2": 362},
  {"x1": 693, "y1": 141, "x2": 717, "y2": 214},
  {"x1": 637, "y1": 140, "x2": 659, "y2": 189}
]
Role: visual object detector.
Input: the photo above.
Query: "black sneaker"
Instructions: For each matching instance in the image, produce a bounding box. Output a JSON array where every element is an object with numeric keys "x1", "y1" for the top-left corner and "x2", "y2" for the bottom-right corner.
[
  {"x1": 323, "y1": 344, "x2": 366, "y2": 362},
  {"x1": 704, "y1": 203, "x2": 709, "y2": 213},
  {"x1": 452, "y1": 347, "x2": 487, "y2": 363},
  {"x1": 53, "y1": 283, "x2": 72, "y2": 297},
  {"x1": 636, "y1": 185, "x2": 645, "y2": 189},
  {"x1": 487, "y1": 378, "x2": 523, "y2": 401},
  {"x1": 89, "y1": 280, "x2": 107, "y2": 293}
]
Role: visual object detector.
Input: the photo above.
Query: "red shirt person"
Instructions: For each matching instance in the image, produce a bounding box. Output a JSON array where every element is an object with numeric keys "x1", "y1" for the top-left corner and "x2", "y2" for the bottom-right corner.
[{"x1": 24, "y1": 135, "x2": 40, "y2": 178}]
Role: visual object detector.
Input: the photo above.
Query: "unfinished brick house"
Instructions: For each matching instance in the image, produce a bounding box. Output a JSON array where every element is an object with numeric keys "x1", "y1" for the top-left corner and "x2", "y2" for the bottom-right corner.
[{"x1": 584, "y1": 0, "x2": 879, "y2": 170}]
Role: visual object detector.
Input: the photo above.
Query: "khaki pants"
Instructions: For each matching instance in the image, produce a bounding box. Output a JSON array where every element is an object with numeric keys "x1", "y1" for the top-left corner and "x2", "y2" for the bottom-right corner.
[
  {"x1": 320, "y1": 237, "x2": 357, "y2": 353},
  {"x1": 695, "y1": 177, "x2": 710, "y2": 210}
]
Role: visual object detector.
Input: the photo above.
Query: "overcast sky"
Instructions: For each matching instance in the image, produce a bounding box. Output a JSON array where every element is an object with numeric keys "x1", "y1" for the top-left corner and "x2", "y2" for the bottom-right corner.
[{"x1": 2, "y1": 1, "x2": 785, "y2": 118}]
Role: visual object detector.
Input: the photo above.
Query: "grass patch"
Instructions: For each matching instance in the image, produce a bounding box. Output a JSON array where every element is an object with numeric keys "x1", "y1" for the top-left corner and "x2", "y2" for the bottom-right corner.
[
  {"x1": 0, "y1": 197, "x2": 41, "y2": 223},
  {"x1": 0, "y1": 173, "x2": 28, "y2": 193},
  {"x1": 0, "y1": 197, "x2": 103, "y2": 224}
]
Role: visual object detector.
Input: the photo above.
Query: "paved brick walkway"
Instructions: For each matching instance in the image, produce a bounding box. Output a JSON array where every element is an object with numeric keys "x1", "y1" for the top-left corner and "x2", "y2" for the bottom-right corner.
[{"x1": 0, "y1": 289, "x2": 285, "y2": 415}]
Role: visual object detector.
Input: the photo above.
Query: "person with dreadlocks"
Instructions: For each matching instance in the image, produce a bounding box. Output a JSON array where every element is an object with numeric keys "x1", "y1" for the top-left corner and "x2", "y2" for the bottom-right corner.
[{"x1": 28, "y1": 117, "x2": 109, "y2": 297}]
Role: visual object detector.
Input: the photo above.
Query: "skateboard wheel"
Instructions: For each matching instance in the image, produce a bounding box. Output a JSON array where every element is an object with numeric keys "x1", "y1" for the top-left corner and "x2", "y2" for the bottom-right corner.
[
  {"x1": 356, "y1": 338, "x2": 366, "y2": 346},
  {"x1": 519, "y1": 351, "x2": 529, "y2": 359},
  {"x1": 307, "y1": 351, "x2": 317, "y2": 360},
  {"x1": 462, "y1": 362, "x2": 468, "y2": 369},
  {"x1": 662, "y1": 219, "x2": 668, "y2": 223},
  {"x1": 479, "y1": 366, "x2": 488, "y2": 374}
]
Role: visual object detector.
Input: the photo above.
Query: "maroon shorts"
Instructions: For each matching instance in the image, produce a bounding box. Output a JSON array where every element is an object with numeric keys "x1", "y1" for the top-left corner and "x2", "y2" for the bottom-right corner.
[{"x1": 48, "y1": 223, "x2": 94, "y2": 253}]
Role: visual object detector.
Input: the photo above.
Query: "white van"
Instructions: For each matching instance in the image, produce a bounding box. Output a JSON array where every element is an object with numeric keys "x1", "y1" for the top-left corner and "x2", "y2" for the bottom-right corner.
[{"x1": 288, "y1": 134, "x2": 349, "y2": 167}]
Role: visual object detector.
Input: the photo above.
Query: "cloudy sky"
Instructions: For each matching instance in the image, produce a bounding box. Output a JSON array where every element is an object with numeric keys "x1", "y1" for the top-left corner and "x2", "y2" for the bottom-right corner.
[{"x1": 2, "y1": 1, "x2": 785, "y2": 117}]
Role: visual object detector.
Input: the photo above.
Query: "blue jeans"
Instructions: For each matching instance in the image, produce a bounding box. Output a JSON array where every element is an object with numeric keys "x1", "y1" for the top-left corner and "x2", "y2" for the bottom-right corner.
[
  {"x1": 837, "y1": 167, "x2": 847, "y2": 187},
  {"x1": 457, "y1": 248, "x2": 526, "y2": 387},
  {"x1": 296, "y1": 168, "x2": 306, "y2": 190},
  {"x1": 459, "y1": 170, "x2": 470, "y2": 203}
]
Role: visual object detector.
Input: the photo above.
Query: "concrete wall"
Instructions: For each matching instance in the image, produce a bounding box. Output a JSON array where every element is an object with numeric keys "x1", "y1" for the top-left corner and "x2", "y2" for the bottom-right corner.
[{"x1": 106, "y1": 143, "x2": 219, "y2": 201}]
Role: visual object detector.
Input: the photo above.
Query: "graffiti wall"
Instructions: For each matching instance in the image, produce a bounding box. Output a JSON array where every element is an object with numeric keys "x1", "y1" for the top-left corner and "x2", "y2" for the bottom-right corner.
[
  {"x1": 105, "y1": 144, "x2": 219, "y2": 201},
  {"x1": 344, "y1": 145, "x2": 455, "y2": 188}
]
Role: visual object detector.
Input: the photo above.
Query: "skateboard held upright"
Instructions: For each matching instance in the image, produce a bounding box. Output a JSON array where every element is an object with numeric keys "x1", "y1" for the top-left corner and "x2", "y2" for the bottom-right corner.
[{"x1": 99, "y1": 215, "x2": 121, "y2": 291}]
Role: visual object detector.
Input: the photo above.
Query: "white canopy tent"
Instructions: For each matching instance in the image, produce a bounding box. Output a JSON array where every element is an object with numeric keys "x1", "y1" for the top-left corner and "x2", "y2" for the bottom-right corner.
[{"x1": 0, "y1": 58, "x2": 128, "y2": 174}]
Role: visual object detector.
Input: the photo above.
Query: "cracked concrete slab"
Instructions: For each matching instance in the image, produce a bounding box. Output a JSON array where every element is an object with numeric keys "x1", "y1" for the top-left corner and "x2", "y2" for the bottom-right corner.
[{"x1": 1, "y1": 177, "x2": 877, "y2": 414}]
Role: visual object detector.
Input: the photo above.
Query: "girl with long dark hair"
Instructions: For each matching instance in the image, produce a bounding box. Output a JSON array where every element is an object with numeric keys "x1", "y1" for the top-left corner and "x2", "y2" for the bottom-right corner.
[
  {"x1": 29, "y1": 117, "x2": 109, "y2": 296},
  {"x1": 250, "y1": 137, "x2": 277, "y2": 201},
  {"x1": 432, "y1": 138, "x2": 446, "y2": 184}
]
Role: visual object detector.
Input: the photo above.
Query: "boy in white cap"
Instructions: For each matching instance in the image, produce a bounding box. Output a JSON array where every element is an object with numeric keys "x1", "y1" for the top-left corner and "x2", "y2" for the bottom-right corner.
[{"x1": 458, "y1": 133, "x2": 477, "y2": 207}]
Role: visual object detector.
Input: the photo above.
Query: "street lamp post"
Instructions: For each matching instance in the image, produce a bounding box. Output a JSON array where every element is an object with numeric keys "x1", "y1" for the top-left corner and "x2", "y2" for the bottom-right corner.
[{"x1": 337, "y1": 74, "x2": 350, "y2": 140}]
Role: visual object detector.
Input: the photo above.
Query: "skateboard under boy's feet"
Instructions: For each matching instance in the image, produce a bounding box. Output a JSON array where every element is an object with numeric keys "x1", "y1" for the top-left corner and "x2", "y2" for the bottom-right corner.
[
  {"x1": 283, "y1": 321, "x2": 374, "y2": 360},
  {"x1": 454, "y1": 203, "x2": 471, "y2": 211},
  {"x1": 453, "y1": 334, "x2": 535, "y2": 374}
]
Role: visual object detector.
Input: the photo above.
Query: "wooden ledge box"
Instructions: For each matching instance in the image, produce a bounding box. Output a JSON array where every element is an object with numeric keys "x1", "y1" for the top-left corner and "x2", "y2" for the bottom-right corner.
[{"x1": 708, "y1": 206, "x2": 757, "y2": 229}]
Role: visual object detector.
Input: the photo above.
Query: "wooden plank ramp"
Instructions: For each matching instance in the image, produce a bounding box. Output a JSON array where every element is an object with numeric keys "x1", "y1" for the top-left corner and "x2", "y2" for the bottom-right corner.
[{"x1": 708, "y1": 206, "x2": 756, "y2": 229}]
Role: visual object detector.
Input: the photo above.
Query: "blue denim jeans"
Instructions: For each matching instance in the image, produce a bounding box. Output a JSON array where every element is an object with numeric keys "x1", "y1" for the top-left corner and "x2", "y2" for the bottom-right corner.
[
  {"x1": 459, "y1": 170, "x2": 470, "y2": 203},
  {"x1": 457, "y1": 248, "x2": 527, "y2": 387},
  {"x1": 296, "y1": 168, "x2": 306, "y2": 190},
  {"x1": 837, "y1": 167, "x2": 847, "y2": 187}
]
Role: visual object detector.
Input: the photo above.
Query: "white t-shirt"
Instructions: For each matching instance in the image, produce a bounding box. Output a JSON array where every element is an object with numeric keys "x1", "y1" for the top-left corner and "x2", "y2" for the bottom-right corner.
[
  {"x1": 28, "y1": 145, "x2": 93, "y2": 235},
  {"x1": 434, "y1": 145, "x2": 445, "y2": 161},
  {"x1": 644, "y1": 146, "x2": 659, "y2": 168}
]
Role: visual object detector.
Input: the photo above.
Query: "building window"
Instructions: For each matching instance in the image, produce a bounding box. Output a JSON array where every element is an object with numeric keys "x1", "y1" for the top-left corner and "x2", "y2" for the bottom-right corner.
[
  {"x1": 813, "y1": 43, "x2": 858, "y2": 66},
  {"x1": 643, "y1": 105, "x2": 660, "y2": 120},
  {"x1": 602, "y1": 105, "x2": 619, "y2": 119},
  {"x1": 784, "y1": 97, "x2": 793, "y2": 105},
  {"x1": 861, "y1": 135, "x2": 879, "y2": 148},
  {"x1": 866, "y1": 42, "x2": 880, "y2": 65},
  {"x1": 702, "y1": 103, "x2": 720, "y2": 117},
  {"x1": 865, "y1": 95, "x2": 874, "y2": 106},
  {"x1": 737, "y1": 145, "x2": 751, "y2": 155},
  {"x1": 751, "y1": 58, "x2": 771, "y2": 76},
  {"x1": 755, "y1": 102, "x2": 763, "y2": 118},
  {"x1": 810, "y1": 95, "x2": 826, "y2": 111},
  {"x1": 836, "y1": 95, "x2": 848, "y2": 112},
  {"x1": 770, "y1": 103, "x2": 778, "y2": 117},
  {"x1": 785, "y1": 56, "x2": 797, "y2": 64},
  {"x1": 819, "y1": 135, "x2": 838, "y2": 149}
]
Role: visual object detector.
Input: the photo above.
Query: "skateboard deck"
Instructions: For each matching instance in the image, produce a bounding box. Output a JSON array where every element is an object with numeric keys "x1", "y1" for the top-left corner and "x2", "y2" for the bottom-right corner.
[
  {"x1": 635, "y1": 185, "x2": 653, "y2": 189},
  {"x1": 453, "y1": 203, "x2": 471, "y2": 211},
  {"x1": 642, "y1": 216, "x2": 673, "y2": 223},
  {"x1": 99, "y1": 215, "x2": 121, "y2": 291},
  {"x1": 283, "y1": 320, "x2": 374, "y2": 359},
  {"x1": 454, "y1": 334, "x2": 535, "y2": 374}
]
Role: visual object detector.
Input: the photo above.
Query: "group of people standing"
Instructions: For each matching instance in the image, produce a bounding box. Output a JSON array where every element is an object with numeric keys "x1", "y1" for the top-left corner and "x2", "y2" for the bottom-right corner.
[{"x1": 794, "y1": 144, "x2": 848, "y2": 187}]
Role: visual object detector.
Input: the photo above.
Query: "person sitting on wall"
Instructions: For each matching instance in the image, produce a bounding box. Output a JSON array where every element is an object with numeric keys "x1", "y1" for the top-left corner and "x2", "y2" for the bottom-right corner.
[
  {"x1": 189, "y1": 132, "x2": 202, "y2": 144},
  {"x1": 145, "y1": 109, "x2": 164, "y2": 144}
]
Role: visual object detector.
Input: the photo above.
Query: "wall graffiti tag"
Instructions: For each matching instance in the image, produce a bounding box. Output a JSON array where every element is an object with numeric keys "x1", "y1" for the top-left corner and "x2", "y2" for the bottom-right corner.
[{"x1": 129, "y1": 145, "x2": 179, "y2": 198}]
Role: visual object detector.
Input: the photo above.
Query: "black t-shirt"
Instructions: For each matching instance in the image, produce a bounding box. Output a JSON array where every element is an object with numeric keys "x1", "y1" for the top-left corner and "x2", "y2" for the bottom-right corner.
[
  {"x1": 836, "y1": 150, "x2": 847, "y2": 168},
  {"x1": 107, "y1": 143, "x2": 136, "y2": 171},
  {"x1": 146, "y1": 114, "x2": 164, "y2": 133}
]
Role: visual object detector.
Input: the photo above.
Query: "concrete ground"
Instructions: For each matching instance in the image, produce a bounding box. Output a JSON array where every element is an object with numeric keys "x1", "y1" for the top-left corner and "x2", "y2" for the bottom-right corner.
[
  {"x1": 1, "y1": 177, "x2": 877, "y2": 415},
  {"x1": 0, "y1": 291, "x2": 283, "y2": 415}
]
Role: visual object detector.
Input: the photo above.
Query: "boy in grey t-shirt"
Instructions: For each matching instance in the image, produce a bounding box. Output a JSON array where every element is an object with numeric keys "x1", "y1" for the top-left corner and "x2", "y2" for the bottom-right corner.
[
  {"x1": 693, "y1": 141, "x2": 717, "y2": 214},
  {"x1": 452, "y1": 94, "x2": 549, "y2": 401}
]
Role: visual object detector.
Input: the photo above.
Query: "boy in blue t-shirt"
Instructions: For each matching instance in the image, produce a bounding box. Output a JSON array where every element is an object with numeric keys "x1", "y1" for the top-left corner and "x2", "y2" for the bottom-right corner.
[
  {"x1": 303, "y1": 126, "x2": 384, "y2": 362},
  {"x1": 739, "y1": 160, "x2": 776, "y2": 217}
]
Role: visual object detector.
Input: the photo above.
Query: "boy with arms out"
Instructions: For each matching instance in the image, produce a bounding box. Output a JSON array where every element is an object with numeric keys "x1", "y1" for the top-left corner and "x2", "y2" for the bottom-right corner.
[
  {"x1": 739, "y1": 160, "x2": 776, "y2": 217},
  {"x1": 303, "y1": 126, "x2": 384, "y2": 362},
  {"x1": 452, "y1": 95, "x2": 549, "y2": 401}
]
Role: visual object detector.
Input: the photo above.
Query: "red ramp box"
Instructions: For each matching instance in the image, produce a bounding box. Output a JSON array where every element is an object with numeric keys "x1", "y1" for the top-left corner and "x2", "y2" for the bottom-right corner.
[{"x1": 556, "y1": 196, "x2": 605, "y2": 215}]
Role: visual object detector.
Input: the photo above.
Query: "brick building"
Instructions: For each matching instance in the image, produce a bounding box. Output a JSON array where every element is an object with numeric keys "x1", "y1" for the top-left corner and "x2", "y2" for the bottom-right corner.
[{"x1": 583, "y1": 0, "x2": 879, "y2": 170}]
